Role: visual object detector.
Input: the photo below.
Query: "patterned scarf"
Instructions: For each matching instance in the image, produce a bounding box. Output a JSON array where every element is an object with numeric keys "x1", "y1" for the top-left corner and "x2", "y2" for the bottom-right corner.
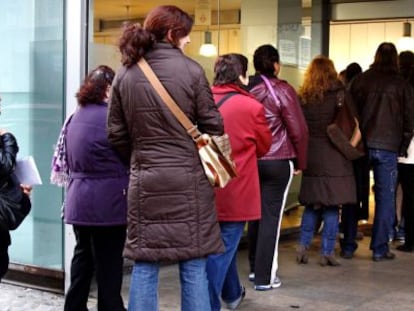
[{"x1": 50, "y1": 113, "x2": 74, "y2": 187}]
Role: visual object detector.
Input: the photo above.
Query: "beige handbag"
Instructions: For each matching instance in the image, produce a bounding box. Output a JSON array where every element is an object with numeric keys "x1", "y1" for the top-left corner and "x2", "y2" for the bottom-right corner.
[{"x1": 137, "y1": 58, "x2": 238, "y2": 188}]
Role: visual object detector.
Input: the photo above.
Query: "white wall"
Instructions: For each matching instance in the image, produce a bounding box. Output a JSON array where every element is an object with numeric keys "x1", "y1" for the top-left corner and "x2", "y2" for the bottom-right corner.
[
  {"x1": 329, "y1": 0, "x2": 414, "y2": 73},
  {"x1": 330, "y1": 21, "x2": 413, "y2": 73}
]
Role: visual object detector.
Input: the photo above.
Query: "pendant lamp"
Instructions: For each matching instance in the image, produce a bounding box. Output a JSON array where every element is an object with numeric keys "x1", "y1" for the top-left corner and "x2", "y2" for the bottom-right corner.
[
  {"x1": 398, "y1": 21, "x2": 414, "y2": 52},
  {"x1": 199, "y1": 31, "x2": 218, "y2": 57}
]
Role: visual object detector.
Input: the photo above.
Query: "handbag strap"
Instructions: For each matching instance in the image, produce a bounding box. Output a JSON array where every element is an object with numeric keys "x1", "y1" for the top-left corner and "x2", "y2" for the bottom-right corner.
[
  {"x1": 260, "y1": 75, "x2": 280, "y2": 105},
  {"x1": 216, "y1": 92, "x2": 238, "y2": 108},
  {"x1": 137, "y1": 58, "x2": 201, "y2": 141},
  {"x1": 336, "y1": 89, "x2": 345, "y2": 108},
  {"x1": 331, "y1": 89, "x2": 346, "y2": 122}
]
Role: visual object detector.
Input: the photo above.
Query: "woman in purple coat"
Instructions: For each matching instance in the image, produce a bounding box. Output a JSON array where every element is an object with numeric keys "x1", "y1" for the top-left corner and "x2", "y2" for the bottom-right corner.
[{"x1": 56, "y1": 65, "x2": 128, "y2": 311}]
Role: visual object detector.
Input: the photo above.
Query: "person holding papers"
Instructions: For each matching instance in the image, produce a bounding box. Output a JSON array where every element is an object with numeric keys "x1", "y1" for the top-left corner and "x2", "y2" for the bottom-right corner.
[{"x1": 0, "y1": 95, "x2": 32, "y2": 281}]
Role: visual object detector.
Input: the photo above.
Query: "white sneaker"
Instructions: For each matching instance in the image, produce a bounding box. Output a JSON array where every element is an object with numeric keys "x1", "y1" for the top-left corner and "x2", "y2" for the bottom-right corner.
[
  {"x1": 254, "y1": 276, "x2": 282, "y2": 291},
  {"x1": 272, "y1": 276, "x2": 282, "y2": 288},
  {"x1": 248, "y1": 273, "x2": 255, "y2": 282},
  {"x1": 225, "y1": 285, "x2": 246, "y2": 310}
]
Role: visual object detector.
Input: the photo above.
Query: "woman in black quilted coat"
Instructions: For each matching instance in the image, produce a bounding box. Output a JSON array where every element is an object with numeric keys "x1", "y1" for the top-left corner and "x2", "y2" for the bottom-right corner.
[{"x1": 297, "y1": 56, "x2": 357, "y2": 266}]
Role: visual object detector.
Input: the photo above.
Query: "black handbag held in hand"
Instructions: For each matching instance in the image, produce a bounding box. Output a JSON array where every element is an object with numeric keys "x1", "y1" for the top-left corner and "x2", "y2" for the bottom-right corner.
[{"x1": 0, "y1": 173, "x2": 31, "y2": 231}]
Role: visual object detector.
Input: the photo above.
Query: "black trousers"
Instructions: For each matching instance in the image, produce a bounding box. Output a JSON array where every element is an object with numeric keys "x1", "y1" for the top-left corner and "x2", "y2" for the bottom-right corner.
[
  {"x1": 354, "y1": 155, "x2": 371, "y2": 220},
  {"x1": 340, "y1": 155, "x2": 370, "y2": 253},
  {"x1": 398, "y1": 163, "x2": 414, "y2": 247},
  {"x1": 248, "y1": 160, "x2": 293, "y2": 285},
  {"x1": 64, "y1": 225, "x2": 127, "y2": 311},
  {"x1": 0, "y1": 229, "x2": 11, "y2": 281}
]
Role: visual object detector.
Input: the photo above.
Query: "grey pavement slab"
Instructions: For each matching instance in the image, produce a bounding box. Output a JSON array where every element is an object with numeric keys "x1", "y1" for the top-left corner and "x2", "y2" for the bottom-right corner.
[{"x1": 1, "y1": 234, "x2": 414, "y2": 310}]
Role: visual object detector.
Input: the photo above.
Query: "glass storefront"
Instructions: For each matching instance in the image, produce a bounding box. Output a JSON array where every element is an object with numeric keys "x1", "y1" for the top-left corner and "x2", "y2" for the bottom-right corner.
[
  {"x1": 0, "y1": 1, "x2": 65, "y2": 269},
  {"x1": 88, "y1": 1, "x2": 322, "y2": 85},
  {"x1": 87, "y1": 0, "x2": 325, "y2": 213}
]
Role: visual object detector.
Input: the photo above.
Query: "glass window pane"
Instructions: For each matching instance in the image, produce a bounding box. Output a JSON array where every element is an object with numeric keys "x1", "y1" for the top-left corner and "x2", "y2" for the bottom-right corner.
[
  {"x1": 0, "y1": 0, "x2": 65, "y2": 269},
  {"x1": 88, "y1": 0, "x2": 319, "y2": 231}
]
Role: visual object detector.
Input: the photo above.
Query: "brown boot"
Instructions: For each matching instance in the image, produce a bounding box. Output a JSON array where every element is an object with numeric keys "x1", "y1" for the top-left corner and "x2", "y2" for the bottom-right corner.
[
  {"x1": 319, "y1": 255, "x2": 340, "y2": 267},
  {"x1": 296, "y1": 245, "x2": 309, "y2": 264}
]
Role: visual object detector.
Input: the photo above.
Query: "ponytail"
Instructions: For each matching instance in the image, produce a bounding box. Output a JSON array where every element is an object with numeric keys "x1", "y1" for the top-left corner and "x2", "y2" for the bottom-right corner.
[{"x1": 118, "y1": 23, "x2": 155, "y2": 67}]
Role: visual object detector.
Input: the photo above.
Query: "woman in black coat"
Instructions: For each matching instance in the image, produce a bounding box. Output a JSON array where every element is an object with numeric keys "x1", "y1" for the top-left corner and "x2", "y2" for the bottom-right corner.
[
  {"x1": 0, "y1": 109, "x2": 32, "y2": 280},
  {"x1": 297, "y1": 56, "x2": 357, "y2": 266}
]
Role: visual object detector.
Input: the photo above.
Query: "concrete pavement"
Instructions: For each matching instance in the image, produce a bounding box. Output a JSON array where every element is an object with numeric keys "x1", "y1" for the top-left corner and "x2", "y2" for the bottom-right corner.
[{"x1": 1, "y1": 233, "x2": 414, "y2": 310}]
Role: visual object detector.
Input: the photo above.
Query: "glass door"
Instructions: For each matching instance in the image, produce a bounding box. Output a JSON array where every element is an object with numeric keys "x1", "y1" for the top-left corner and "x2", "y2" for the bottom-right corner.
[{"x1": 0, "y1": 0, "x2": 65, "y2": 269}]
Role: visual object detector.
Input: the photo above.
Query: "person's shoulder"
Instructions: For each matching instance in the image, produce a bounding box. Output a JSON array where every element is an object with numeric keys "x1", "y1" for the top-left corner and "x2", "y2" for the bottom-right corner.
[
  {"x1": 274, "y1": 78, "x2": 297, "y2": 96},
  {"x1": 274, "y1": 78, "x2": 293, "y2": 88},
  {"x1": 76, "y1": 103, "x2": 107, "y2": 120},
  {"x1": 239, "y1": 93, "x2": 263, "y2": 107},
  {"x1": 181, "y1": 54, "x2": 204, "y2": 74},
  {"x1": 113, "y1": 65, "x2": 131, "y2": 85}
]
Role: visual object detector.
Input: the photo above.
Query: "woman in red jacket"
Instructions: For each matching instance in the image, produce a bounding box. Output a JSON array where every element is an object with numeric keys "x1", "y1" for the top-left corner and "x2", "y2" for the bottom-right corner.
[{"x1": 206, "y1": 54, "x2": 271, "y2": 311}]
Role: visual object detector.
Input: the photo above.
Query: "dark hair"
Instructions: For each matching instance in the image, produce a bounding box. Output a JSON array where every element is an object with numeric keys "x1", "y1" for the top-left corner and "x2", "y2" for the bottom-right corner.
[
  {"x1": 119, "y1": 5, "x2": 193, "y2": 67},
  {"x1": 253, "y1": 44, "x2": 280, "y2": 76},
  {"x1": 399, "y1": 51, "x2": 414, "y2": 70},
  {"x1": 399, "y1": 51, "x2": 414, "y2": 83},
  {"x1": 76, "y1": 65, "x2": 114, "y2": 106},
  {"x1": 371, "y1": 42, "x2": 398, "y2": 73},
  {"x1": 345, "y1": 62, "x2": 362, "y2": 83},
  {"x1": 213, "y1": 54, "x2": 248, "y2": 86}
]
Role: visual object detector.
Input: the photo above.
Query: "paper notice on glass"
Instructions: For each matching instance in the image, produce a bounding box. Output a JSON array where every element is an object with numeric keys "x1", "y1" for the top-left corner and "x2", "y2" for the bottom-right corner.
[{"x1": 14, "y1": 156, "x2": 43, "y2": 185}]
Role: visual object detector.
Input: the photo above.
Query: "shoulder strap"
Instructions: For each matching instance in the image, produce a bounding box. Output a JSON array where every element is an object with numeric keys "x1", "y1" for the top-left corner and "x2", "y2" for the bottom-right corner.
[
  {"x1": 330, "y1": 89, "x2": 346, "y2": 123},
  {"x1": 260, "y1": 75, "x2": 279, "y2": 104},
  {"x1": 336, "y1": 89, "x2": 345, "y2": 108},
  {"x1": 216, "y1": 92, "x2": 238, "y2": 108},
  {"x1": 137, "y1": 58, "x2": 201, "y2": 140}
]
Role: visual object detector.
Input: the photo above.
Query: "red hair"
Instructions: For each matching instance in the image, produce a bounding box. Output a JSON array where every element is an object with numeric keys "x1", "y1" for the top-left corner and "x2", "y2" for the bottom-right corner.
[
  {"x1": 76, "y1": 65, "x2": 114, "y2": 106},
  {"x1": 118, "y1": 5, "x2": 193, "y2": 67},
  {"x1": 299, "y1": 55, "x2": 340, "y2": 105}
]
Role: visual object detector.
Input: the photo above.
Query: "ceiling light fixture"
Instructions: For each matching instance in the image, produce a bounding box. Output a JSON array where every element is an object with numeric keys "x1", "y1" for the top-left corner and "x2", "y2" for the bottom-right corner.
[
  {"x1": 199, "y1": 31, "x2": 218, "y2": 57},
  {"x1": 398, "y1": 21, "x2": 414, "y2": 52}
]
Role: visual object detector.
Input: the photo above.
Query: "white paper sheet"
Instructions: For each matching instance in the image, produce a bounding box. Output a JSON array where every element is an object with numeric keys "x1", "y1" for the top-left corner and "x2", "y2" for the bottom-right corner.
[{"x1": 14, "y1": 156, "x2": 43, "y2": 185}]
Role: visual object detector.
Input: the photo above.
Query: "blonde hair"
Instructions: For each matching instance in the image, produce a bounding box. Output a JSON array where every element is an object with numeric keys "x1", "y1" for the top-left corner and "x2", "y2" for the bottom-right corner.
[{"x1": 299, "y1": 55, "x2": 339, "y2": 105}]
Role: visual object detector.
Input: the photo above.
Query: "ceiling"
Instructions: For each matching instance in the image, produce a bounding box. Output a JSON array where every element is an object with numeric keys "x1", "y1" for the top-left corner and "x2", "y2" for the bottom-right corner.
[
  {"x1": 93, "y1": 0, "x2": 242, "y2": 20},
  {"x1": 93, "y1": 1, "x2": 391, "y2": 21}
]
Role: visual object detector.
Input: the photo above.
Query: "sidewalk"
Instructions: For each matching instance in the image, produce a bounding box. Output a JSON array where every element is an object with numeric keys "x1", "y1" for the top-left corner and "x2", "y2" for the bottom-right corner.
[{"x1": 1, "y1": 233, "x2": 414, "y2": 311}]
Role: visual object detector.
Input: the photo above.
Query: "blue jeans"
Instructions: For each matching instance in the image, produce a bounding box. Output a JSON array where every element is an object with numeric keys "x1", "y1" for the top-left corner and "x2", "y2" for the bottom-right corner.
[
  {"x1": 369, "y1": 149, "x2": 398, "y2": 256},
  {"x1": 299, "y1": 205, "x2": 339, "y2": 255},
  {"x1": 128, "y1": 258, "x2": 211, "y2": 311},
  {"x1": 206, "y1": 222, "x2": 245, "y2": 311},
  {"x1": 340, "y1": 204, "x2": 359, "y2": 254}
]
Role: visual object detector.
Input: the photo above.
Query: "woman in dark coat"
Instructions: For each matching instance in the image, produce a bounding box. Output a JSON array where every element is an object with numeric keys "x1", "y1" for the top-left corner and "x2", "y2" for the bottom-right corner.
[
  {"x1": 55, "y1": 65, "x2": 128, "y2": 311},
  {"x1": 297, "y1": 56, "x2": 357, "y2": 266},
  {"x1": 107, "y1": 5, "x2": 224, "y2": 311},
  {"x1": 0, "y1": 122, "x2": 31, "y2": 281}
]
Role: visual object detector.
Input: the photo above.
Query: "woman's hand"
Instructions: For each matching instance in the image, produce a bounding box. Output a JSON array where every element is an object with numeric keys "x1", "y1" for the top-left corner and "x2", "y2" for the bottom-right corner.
[
  {"x1": 293, "y1": 169, "x2": 302, "y2": 176},
  {"x1": 20, "y1": 184, "x2": 33, "y2": 196}
]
